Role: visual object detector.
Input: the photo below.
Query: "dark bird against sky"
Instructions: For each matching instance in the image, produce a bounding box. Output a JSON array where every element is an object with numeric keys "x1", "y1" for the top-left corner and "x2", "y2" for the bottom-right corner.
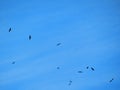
[
  {"x1": 29, "y1": 35, "x2": 32, "y2": 40},
  {"x1": 9, "y1": 28, "x2": 11, "y2": 32},
  {"x1": 78, "y1": 71, "x2": 83, "y2": 73},
  {"x1": 56, "y1": 43, "x2": 61, "y2": 46},
  {"x1": 12, "y1": 61, "x2": 15, "y2": 64},
  {"x1": 109, "y1": 78, "x2": 114, "y2": 83},
  {"x1": 57, "y1": 67, "x2": 60, "y2": 69},
  {"x1": 86, "y1": 66, "x2": 89, "y2": 69},
  {"x1": 68, "y1": 80, "x2": 72, "y2": 86},
  {"x1": 91, "y1": 67, "x2": 95, "y2": 71}
]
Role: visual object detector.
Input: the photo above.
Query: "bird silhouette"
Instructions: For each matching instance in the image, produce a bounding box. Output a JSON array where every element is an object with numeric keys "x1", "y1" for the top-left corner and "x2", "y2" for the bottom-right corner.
[
  {"x1": 86, "y1": 66, "x2": 89, "y2": 69},
  {"x1": 68, "y1": 80, "x2": 72, "y2": 86},
  {"x1": 9, "y1": 28, "x2": 11, "y2": 32},
  {"x1": 78, "y1": 71, "x2": 83, "y2": 73},
  {"x1": 109, "y1": 78, "x2": 114, "y2": 83},
  {"x1": 91, "y1": 67, "x2": 95, "y2": 71},
  {"x1": 12, "y1": 61, "x2": 15, "y2": 64},
  {"x1": 56, "y1": 43, "x2": 61, "y2": 46},
  {"x1": 57, "y1": 67, "x2": 60, "y2": 69},
  {"x1": 29, "y1": 35, "x2": 31, "y2": 40}
]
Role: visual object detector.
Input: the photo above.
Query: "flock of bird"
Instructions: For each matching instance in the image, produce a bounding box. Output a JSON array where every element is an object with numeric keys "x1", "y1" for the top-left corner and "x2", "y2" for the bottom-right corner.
[
  {"x1": 56, "y1": 65, "x2": 96, "y2": 85},
  {"x1": 8, "y1": 27, "x2": 114, "y2": 86}
]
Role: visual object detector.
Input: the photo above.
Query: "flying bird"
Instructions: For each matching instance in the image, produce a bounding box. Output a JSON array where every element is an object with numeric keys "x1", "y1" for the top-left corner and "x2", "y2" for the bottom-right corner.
[
  {"x1": 9, "y1": 28, "x2": 11, "y2": 32},
  {"x1": 29, "y1": 35, "x2": 31, "y2": 40},
  {"x1": 68, "y1": 80, "x2": 72, "y2": 86},
  {"x1": 77, "y1": 71, "x2": 83, "y2": 73},
  {"x1": 86, "y1": 66, "x2": 89, "y2": 69},
  {"x1": 56, "y1": 43, "x2": 61, "y2": 46},
  {"x1": 109, "y1": 78, "x2": 114, "y2": 83},
  {"x1": 12, "y1": 61, "x2": 15, "y2": 64},
  {"x1": 91, "y1": 67, "x2": 95, "y2": 71},
  {"x1": 57, "y1": 67, "x2": 60, "y2": 69}
]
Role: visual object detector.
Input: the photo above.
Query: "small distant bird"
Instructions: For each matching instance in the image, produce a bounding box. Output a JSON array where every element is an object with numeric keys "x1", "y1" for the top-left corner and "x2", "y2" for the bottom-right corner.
[
  {"x1": 29, "y1": 35, "x2": 31, "y2": 40},
  {"x1": 56, "y1": 43, "x2": 61, "y2": 46},
  {"x1": 109, "y1": 78, "x2": 114, "y2": 83},
  {"x1": 86, "y1": 66, "x2": 89, "y2": 69},
  {"x1": 78, "y1": 71, "x2": 83, "y2": 73},
  {"x1": 57, "y1": 67, "x2": 60, "y2": 69},
  {"x1": 91, "y1": 67, "x2": 95, "y2": 71},
  {"x1": 68, "y1": 80, "x2": 72, "y2": 86},
  {"x1": 9, "y1": 28, "x2": 11, "y2": 32},
  {"x1": 12, "y1": 61, "x2": 15, "y2": 64}
]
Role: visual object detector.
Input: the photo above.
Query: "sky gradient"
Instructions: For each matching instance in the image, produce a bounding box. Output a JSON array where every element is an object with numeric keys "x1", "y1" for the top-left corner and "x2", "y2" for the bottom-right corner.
[{"x1": 0, "y1": 0, "x2": 120, "y2": 90}]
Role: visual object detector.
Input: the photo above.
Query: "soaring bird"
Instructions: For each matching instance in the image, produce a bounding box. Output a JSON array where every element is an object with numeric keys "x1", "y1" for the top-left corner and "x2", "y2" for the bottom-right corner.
[
  {"x1": 29, "y1": 35, "x2": 31, "y2": 40},
  {"x1": 9, "y1": 28, "x2": 11, "y2": 32},
  {"x1": 78, "y1": 71, "x2": 83, "y2": 73},
  {"x1": 109, "y1": 78, "x2": 114, "y2": 83},
  {"x1": 91, "y1": 67, "x2": 95, "y2": 71},
  {"x1": 57, "y1": 67, "x2": 60, "y2": 69},
  {"x1": 68, "y1": 80, "x2": 72, "y2": 86},
  {"x1": 86, "y1": 66, "x2": 89, "y2": 69},
  {"x1": 12, "y1": 61, "x2": 15, "y2": 64},
  {"x1": 56, "y1": 43, "x2": 61, "y2": 46}
]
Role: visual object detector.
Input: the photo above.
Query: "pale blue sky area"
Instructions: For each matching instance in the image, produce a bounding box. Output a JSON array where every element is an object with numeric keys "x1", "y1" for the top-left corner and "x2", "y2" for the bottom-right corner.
[{"x1": 0, "y1": 0, "x2": 120, "y2": 90}]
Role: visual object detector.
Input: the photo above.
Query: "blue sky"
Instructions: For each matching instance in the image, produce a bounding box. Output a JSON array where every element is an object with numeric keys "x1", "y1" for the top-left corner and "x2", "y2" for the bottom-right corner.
[{"x1": 0, "y1": 0, "x2": 120, "y2": 90}]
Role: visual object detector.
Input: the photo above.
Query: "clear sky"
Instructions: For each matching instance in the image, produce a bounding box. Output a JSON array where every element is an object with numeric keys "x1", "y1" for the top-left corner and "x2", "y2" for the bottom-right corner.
[{"x1": 0, "y1": 0, "x2": 120, "y2": 90}]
